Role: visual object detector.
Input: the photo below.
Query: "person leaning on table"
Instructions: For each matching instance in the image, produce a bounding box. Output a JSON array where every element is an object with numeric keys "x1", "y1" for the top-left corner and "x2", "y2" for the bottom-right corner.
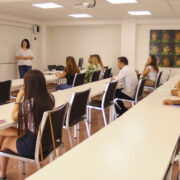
[
  {"x1": 142, "y1": 55, "x2": 159, "y2": 87},
  {"x1": 163, "y1": 80, "x2": 180, "y2": 105},
  {"x1": 55, "y1": 56, "x2": 80, "y2": 90},
  {"x1": 0, "y1": 70, "x2": 55, "y2": 180}
]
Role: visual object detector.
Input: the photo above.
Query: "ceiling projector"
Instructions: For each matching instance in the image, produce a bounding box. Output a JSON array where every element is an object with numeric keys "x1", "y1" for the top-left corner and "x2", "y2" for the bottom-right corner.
[{"x1": 74, "y1": 0, "x2": 96, "y2": 8}]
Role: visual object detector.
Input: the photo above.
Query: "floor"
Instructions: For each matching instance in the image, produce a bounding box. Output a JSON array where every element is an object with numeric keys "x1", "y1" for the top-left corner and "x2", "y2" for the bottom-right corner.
[{"x1": 6, "y1": 83, "x2": 148, "y2": 180}]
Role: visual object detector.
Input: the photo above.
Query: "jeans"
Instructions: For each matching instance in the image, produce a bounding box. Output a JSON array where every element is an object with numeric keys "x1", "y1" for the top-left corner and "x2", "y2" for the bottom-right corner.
[
  {"x1": 19, "y1": 65, "x2": 32, "y2": 78},
  {"x1": 56, "y1": 84, "x2": 72, "y2": 91}
]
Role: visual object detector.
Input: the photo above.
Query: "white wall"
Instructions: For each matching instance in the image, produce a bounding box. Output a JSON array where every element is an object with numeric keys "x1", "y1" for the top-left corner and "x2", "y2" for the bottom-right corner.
[
  {"x1": 1, "y1": 17, "x2": 180, "y2": 82},
  {"x1": 0, "y1": 17, "x2": 42, "y2": 81},
  {"x1": 47, "y1": 24, "x2": 121, "y2": 75},
  {"x1": 120, "y1": 19, "x2": 137, "y2": 67}
]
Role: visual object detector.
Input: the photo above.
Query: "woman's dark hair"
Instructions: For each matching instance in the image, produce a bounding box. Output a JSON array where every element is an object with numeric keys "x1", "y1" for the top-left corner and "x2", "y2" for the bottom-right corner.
[
  {"x1": 18, "y1": 70, "x2": 55, "y2": 135},
  {"x1": 118, "y1": 56, "x2": 128, "y2": 65},
  {"x1": 65, "y1": 56, "x2": 80, "y2": 75},
  {"x1": 150, "y1": 55, "x2": 159, "y2": 72},
  {"x1": 21, "y1": 39, "x2": 30, "y2": 49}
]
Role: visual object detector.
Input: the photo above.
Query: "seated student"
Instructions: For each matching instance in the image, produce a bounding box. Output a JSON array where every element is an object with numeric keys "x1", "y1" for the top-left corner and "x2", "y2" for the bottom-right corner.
[
  {"x1": 0, "y1": 70, "x2": 55, "y2": 180},
  {"x1": 85, "y1": 55, "x2": 99, "y2": 83},
  {"x1": 163, "y1": 80, "x2": 180, "y2": 105},
  {"x1": 94, "y1": 54, "x2": 105, "y2": 80},
  {"x1": 55, "y1": 56, "x2": 80, "y2": 90},
  {"x1": 111, "y1": 56, "x2": 138, "y2": 116},
  {"x1": 142, "y1": 55, "x2": 159, "y2": 87}
]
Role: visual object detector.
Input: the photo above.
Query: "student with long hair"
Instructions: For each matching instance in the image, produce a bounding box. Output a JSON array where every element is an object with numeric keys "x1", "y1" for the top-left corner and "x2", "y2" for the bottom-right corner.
[
  {"x1": 0, "y1": 70, "x2": 55, "y2": 180},
  {"x1": 15, "y1": 39, "x2": 34, "y2": 78},
  {"x1": 94, "y1": 54, "x2": 104, "y2": 79},
  {"x1": 85, "y1": 55, "x2": 99, "y2": 83},
  {"x1": 55, "y1": 56, "x2": 80, "y2": 90},
  {"x1": 142, "y1": 55, "x2": 159, "y2": 87}
]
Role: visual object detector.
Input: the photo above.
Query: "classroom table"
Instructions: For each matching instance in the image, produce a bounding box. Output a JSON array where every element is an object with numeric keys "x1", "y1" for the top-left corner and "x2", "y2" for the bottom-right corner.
[
  {"x1": 11, "y1": 75, "x2": 59, "y2": 91},
  {"x1": 0, "y1": 78, "x2": 111, "y2": 131},
  {"x1": 43, "y1": 70, "x2": 62, "y2": 75},
  {"x1": 43, "y1": 69, "x2": 87, "y2": 75},
  {"x1": 0, "y1": 103, "x2": 16, "y2": 130},
  {"x1": 26, "y1": 74, "x2": 180, "y2": 180}
]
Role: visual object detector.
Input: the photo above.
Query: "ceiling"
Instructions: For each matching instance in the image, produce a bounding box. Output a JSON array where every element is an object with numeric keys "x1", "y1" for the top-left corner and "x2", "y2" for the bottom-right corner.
[{"x1": 0, "y1": 0, "x2": 179, "y2": 21}]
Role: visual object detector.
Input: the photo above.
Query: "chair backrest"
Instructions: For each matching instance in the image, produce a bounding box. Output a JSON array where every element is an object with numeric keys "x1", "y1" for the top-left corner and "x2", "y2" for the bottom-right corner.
[
  {"x1": 103, "y1": 68, "x2": 112, "y2": 79},
  {"x1": 78, "y1": 58, "x2": 84, "y2": 70},
  {"x1": 102, "y1": 81, "x2": 118, "y2": 108},
  {"x1": 166, "y1": 69, "x2": 171, "y2": 82},
  {"x1": 56, "y1": 65, "x2": 65, "y2": 71},
  {"x1": 35, "y1": 103, "x2": 69, "y2": 162},
  {"x1": 134, "y1": 78, "x2": 146, "y2": 103},
  {"x1": 137, "y1": 73, "x2": 141, "y2": 80},
  {"x1": 90, "y1": 70, "x2": 101, "y2": 82},
  {"x1": 72, "y1": 73, "x2": 86, "y2": 87},
  {"x1": 104, "y1": 66, "x2": 109, "y2": 69},
  {"x1": 48, "y1": 65, "x2": 56, "y2": 71},
  {"x1": 155, "y1": 71, "x2": 163, "y2": 89},
  {"x1": 0, "y1": 80, "x2": 11, "y2": 104},
  {"x1": 65, "y1": 89, "x2": 91, "y2": 127}
]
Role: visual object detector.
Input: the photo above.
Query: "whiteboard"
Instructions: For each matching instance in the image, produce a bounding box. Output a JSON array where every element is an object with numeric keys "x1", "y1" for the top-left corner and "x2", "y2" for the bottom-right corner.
[{"x1": 0, "y1": 24, "x2": 32, "y2": 64}]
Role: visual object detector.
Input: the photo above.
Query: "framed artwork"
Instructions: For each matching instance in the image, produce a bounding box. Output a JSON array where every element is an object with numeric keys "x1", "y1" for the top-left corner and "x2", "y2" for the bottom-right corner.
[{"x1": 149, "y1": 30, "x2": 180, "y2": 68}]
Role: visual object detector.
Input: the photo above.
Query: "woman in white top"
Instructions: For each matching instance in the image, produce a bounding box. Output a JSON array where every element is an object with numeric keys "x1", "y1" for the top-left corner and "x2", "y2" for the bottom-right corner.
[
  {"x1": 142, "y1": 55, "x2": 159, "y2": 87},
  {"x1": 15, "y1": 39, "x2": 33, "y2": 78}
]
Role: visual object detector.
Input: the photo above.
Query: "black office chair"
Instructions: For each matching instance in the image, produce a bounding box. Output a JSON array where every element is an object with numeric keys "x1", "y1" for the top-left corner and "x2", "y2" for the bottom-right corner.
[
  {"x1": 103, "y1": 68, "x2": 112, "y2": 79},
  {"x1": 64, "y1": 89, "x2": 91, "y2": 147},
  {"x1": 56, "y1": 65, "x2": 65, "y2": 71},
  {"x1": 0, "y1": 80, "x2": 11, "y2": 105},
  {"x1": 72, "y1": 73, "x2": 86, "y2": 87},
  {"x1": 48, "y1": 65, "x2": 57, "y2": 71},
  {"x1": 90, "y1": 70, "x2": 101, "y2": 82},
  {"x1": 104, "y1": 66, "x2": 109, "y2": 69},
  {"x1": 144, "y1": 71, "x2": 163, "y2": 90},
  {"x1": 0, "y1": 103, "x2": 68, "y2": 177},
  {"x1": 78, "y1": 58, "x2": 84, "y2": 70},
  {"x1": 166, "y1": 69, "x2": 171, "y2": 82},
  {"x1": 87, "y1": 81, "x2": 118, "y2": 127},
  {"x1": 114, "y1": 78, "x2": 146, "y2": 107}
]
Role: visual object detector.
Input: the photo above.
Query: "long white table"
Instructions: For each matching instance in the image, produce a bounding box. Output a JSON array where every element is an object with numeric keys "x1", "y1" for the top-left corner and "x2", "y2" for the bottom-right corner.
[
  {"x1": 26, "y1": 74, "x2": 180, "y2": 180},
  {"x1": 0, "y1": 78, "x2": 111, "y2": 130},
  {"x1": 11, "y1": 75, "x2": 59, "y2": 91},
  {"x1": 44, "y1": 70, "x2": 62, "y2": 75},
  {"x1": 44, "y1": 69, "x2": 86, "y2": 75}
]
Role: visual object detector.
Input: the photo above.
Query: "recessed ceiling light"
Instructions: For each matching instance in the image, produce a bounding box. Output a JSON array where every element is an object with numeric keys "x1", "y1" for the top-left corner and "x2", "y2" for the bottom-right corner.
[
  {"x1": 69, "y1": 14, "x2": 92, "y2": 18},
  {"x1": 106, "y1": 0, "x2": 137, "y2": 4},
  {"x1": 32, "y1": 3, "x2": 63, "y2": 9},
  {"x1": 128, "y1": 11, "x2": 151, "y2": 15}
]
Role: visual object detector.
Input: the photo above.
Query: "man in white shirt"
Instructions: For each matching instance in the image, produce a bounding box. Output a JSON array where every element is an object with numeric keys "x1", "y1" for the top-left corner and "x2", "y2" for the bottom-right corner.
[{"x1": 111, "y1": 56, "x2": 138, "y2": 116}]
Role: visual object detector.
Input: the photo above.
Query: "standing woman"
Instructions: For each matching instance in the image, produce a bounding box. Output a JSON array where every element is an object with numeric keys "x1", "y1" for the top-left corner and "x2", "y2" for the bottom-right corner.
[
  {"x1": 0, "y1": 70, "x2": 55, "y2": 180},
  {"x1": 142, "y1": 55, "x2": 159, "y2": 87},
  {"x1": 15, "y1": 39, "x2": 33, "y2": 78},
  {"x1": 55, "y1": 56, "x2": 80, "y2": 90}
]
